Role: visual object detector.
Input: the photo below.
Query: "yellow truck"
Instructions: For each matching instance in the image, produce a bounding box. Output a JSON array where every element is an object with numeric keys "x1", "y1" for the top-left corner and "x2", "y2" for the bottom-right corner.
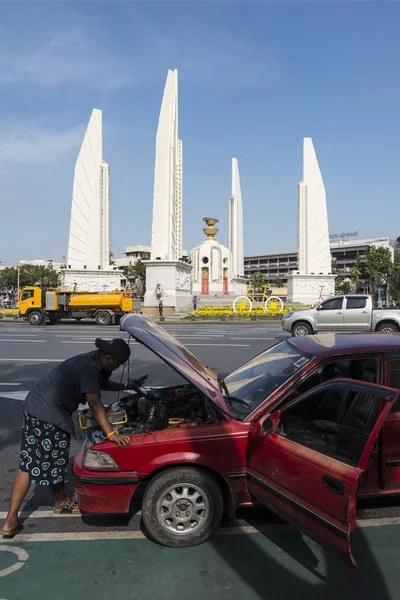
[{"x1": 19, "y1": 287, "x2": 138, "y2": 326}]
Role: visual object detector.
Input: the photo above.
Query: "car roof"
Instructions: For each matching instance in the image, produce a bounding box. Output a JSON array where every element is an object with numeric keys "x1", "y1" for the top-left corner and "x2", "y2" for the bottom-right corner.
[{"x1": 290, "y1": 333, "x2": 400, "y2": 357}]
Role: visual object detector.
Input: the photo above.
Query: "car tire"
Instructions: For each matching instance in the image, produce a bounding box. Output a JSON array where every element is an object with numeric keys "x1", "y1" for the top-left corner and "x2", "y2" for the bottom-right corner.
[
  {"x1": 96, "y1": 311, "x2": 111, "y2": 326},
  {"x1": 28, "y1": 311, "x2": 43, "y2": 326},
  {"x1": 376, "y1": 322, "x2": 399, "y2": 333},
  {"x1": 291, "y1": 321, "x2": 312, "y2": 337},
  {"x1": 142, "y1": 467, "x2": 224, "y2": 548}
]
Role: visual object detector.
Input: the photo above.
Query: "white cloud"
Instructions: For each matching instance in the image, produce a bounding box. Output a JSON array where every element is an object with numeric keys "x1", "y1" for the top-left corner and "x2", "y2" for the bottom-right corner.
[
  {"x1": 0, "y1": 29, "x2": 130, "y2": 89},
  {"x1": 0, "y1": 120, "x2": 83, "y2": 164}
]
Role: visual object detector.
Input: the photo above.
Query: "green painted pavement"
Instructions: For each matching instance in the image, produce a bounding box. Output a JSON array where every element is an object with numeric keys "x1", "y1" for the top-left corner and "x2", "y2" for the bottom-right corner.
[{"x1": 1, "y1": 526, "x2": 400, "y2": 600}]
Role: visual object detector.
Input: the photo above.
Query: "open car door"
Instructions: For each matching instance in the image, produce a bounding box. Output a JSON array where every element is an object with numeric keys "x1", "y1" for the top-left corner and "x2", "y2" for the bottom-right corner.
[{"x1": 247, "y1": 379, "x2": 399, "y2": 567}]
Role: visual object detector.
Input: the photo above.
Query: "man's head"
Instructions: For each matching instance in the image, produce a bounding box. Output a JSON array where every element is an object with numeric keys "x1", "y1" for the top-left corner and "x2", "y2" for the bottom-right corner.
[{"x1": 95, "y1": 338, "x2": 131, "y2": 372}]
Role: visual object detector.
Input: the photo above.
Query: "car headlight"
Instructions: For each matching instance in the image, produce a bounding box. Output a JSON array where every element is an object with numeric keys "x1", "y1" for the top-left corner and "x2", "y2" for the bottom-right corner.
[
  {"x1": 284, "y1": 311, "x2": 293, "y2": 319},
  {"x1": 83, "y1": 449, "x2": 119, "y2": 469}
]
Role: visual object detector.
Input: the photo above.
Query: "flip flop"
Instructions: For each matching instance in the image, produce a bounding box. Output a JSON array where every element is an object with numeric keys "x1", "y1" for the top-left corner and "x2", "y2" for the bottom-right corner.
[
  {"x1": 53, "y1": 499, "x2": 80, "y2": 515},
  {"x1": 1, "y1": 524, "x2": 22, "y2": 539}
]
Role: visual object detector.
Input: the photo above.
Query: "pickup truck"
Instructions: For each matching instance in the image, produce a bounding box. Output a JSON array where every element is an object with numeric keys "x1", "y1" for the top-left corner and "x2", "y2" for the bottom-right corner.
[{"x1": 282, "y1": 294, "x2": 400, "y2": 337}]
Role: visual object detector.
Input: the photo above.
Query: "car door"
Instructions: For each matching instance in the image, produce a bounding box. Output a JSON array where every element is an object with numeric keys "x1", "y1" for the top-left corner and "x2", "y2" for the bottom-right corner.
[
  {"x1": 382, "y1": 353, "x2": 400, "y2": 492},
  {"x1": 343, "y1": 296, "x2": 370, "y2": 331},
  {"x1": 247, "y1": 379, "x2": 398, "y2": 567},
  {"x1": 314, "y1": 297, "x2": 344, "y2": 331}
]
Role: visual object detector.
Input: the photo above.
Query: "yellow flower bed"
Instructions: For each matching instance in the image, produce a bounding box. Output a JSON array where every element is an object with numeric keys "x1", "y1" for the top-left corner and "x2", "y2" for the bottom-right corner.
[
  {"x1": 185, "y1": 304, "x2": 310, "y2": 320},
  {"x1": 0, "y1": 309, "x2": 19, "y2": 317}
]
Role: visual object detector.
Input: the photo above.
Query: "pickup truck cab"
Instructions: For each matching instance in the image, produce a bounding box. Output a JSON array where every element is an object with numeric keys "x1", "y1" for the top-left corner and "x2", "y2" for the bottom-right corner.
[{"x1": 282, "y1": 294, "x2": 400, "y2": 337}]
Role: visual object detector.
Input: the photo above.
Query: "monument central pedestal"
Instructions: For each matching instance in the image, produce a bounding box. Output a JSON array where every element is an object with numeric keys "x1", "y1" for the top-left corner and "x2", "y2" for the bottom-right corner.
[
  {"x1": 143, "y1": 260, "x2": 193, "y2": 315},
  {"x1": 62, "y1": 268, "x2": 123, "y2": 292},
  {"x1": 287, "y1": 273, "x2": 336, "y2": 305}
]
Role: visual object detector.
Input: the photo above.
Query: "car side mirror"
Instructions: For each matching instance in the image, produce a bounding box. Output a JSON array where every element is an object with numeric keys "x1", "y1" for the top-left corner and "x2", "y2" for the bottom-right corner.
[
  {"x1": 316, "y1": 305, "x2": 321, "y2": 311},
  {"x1": 262, "y1": 417, "x2": 273, "y2": 435},
  {"x1": 260, "y1": 411, "x2": 281, "y2": 437}
]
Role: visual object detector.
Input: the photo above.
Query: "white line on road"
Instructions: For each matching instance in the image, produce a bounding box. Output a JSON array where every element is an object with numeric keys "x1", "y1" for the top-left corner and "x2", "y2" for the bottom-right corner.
[
  {"x1": 0, "y1": 359, "x2": 64, "y2": 362},
  {"x1": 0, "y1": 334, "x2": 38, "y2": 337},
  {"x1": 0, "y1": 510, "x2": 81, "y2": 519},
  {"x1": 61, "y1": 341, "x2": 138, "y2": 344},
  {"x1": 2, "y1": 516, "x2": 400, "y2": 544},
  {"x1": 228, "y1": 337, "x2": 278, "y2": 341},
  {"x1": 0, "y1": 391, "x2": 29, "y2": 401},
  {"x1": 0, "y1": 340, "x2": 45, "y2": 343},
  {"x1": 0, "y1": 383, "x2": 21, "y2": 386},
  {"x1": 186, "y1": 343, "x2": 250, "y2": 347}
]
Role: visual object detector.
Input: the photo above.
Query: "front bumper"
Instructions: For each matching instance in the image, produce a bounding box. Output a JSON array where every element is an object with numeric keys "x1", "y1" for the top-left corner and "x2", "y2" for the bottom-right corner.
[
  {"x1": 282, "y1": 318, "x2": 292, "y2": 332},
  {"x1": 73, "y1": 447, "x2": 139, "y2": 514}
]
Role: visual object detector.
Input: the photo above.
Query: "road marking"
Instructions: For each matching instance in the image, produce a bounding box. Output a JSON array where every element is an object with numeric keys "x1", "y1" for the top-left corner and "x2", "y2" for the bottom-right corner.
[
  {"x1": 186, "y1": 343, "x2": 250, "y2": 347},
  {"x1": 0, "y1": 340, "x2": 45, "y2": 343},
  {"x1": 0, "y1": 545, "x2": 28, "y2": 578},
  {"x1": 0, "y1": 391, "x2": 29, "y2": 401},
  {"x1": 229, "y1": 337, "x2": 278, "y2": 340},
  {"x1": 0, "y1": 383, "x2": 21, "y2": 386},
  {"x1": 61, "y1": 341, "x2": 137, "y2": 344},
  {"x1": 0, "y1": 359, "x2": 63, "y2": 363},
  {"x1": 0, "y1": 510, "x2": 81, "y2": 519},
  {"x1": 0, "y1": 334, "x2": 38, "y2": 337},
  {"x1": 2, "y1": 516, "x2": 400, "y2": 544}
]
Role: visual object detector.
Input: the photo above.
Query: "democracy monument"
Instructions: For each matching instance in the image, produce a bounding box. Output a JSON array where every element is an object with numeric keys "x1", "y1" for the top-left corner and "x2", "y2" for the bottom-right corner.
[{"x1": 62, "y1": 68, "x2": 334, "y2": 309}]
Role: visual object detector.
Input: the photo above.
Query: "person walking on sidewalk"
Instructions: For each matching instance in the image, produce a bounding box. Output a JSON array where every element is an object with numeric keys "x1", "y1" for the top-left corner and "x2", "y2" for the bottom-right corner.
[{"x1": 1, "y1": 338, "x2": 142, "y2": 538}]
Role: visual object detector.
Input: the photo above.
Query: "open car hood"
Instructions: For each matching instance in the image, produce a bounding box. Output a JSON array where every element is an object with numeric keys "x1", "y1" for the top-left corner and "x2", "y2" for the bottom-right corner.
[{"x1": 120, "y1": 315, "x2": 232, "y2": 418}]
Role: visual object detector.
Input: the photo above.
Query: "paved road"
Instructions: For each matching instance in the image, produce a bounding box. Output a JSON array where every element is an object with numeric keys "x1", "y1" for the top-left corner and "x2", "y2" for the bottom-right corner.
[{"x1": 1, "y1": 321, "x2": 400, "y2": 525}]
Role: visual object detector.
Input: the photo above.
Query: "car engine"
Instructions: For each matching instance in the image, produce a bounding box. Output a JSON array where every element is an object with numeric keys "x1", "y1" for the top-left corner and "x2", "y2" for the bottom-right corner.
[{"x1": 116, "y1": 384, "x2": 220, "y2": 436}]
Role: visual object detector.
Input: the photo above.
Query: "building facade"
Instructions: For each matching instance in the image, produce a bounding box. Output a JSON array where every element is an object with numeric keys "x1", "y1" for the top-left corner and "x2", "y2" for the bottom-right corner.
[
  {"x1": 244, "y1": 237, "x2": 393, "y2": 286},
  {"x1": 114, "y1": 245, "x2": 151, "y2": 269}
]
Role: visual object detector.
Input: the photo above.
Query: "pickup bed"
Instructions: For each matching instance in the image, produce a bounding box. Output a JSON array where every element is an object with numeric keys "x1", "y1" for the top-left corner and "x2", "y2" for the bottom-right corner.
[{"x1": 282, "y1": 294, "x2": 400, "y2": 337}]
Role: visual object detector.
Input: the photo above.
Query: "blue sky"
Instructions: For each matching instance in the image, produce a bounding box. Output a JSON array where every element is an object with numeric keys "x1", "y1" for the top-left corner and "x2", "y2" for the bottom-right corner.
[{"x1": 1, "y1": 0, "x2": 400, "y2": 265}]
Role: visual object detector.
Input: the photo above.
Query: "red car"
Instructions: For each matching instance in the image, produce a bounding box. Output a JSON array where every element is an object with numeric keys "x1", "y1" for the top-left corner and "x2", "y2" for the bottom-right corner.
[{"x1": 73, "y1": 316, "x2": 400, "y2": 566}]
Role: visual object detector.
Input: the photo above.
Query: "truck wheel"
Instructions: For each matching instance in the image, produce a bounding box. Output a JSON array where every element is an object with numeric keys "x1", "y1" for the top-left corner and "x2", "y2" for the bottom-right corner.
[
  {"x1": 96, "y1": 311, "x2": 111, "y2": 326},
  {"x1": 376, "y1": 322, "x2": 399, "y2": 333},
  {"x1": 142, "y1": 467, "x2": 224, "y2": 548},
  {"x1": 291, "y1": 321, "x2": 312, "y2": 337},
  {"x1": 28, "y1": 311, "x2": 43, "y2": 326}
]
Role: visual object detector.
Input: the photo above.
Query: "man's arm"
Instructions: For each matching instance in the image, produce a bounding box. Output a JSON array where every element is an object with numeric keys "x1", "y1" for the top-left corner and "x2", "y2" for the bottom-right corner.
[
  {"x1": 101, "y1": 375, "x2": 148, "y2": 392},
  {"x1": 86, "y1": 393, "x2": 129, "y2": 448},
  {"x1": 101, "y1": 381, "x2": 126, "y2": 392}
]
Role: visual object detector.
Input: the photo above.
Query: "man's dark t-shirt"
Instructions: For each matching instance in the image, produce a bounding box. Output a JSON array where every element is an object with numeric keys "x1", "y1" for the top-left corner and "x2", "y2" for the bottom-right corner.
[{"x1": 24, "y1": 350, "x2": 112, "y2": 436}]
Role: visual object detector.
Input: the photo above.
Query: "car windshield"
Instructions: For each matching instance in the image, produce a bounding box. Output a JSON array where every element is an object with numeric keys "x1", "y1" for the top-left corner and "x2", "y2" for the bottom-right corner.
[{"x1": 223, "y1": 341, "x2": 313, "y2": 419}]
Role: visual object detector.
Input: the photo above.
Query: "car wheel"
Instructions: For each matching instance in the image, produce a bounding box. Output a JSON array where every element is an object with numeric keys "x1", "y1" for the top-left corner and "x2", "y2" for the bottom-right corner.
[
  {"x1": 28, "y1": 311, "x2": 43, "y2": 326},
  {"x1": 142, "y1": 467, "x2": 224, "y2": 547},
  {"x1": 291, "y1": 321, "x2": 312, "y2": 337},
  {"x1": 96, "y1": 311, "x2": 111, "y2": 326},
  {"x1": 376, "y1": 322, "x2": 399, "y2": 333}
]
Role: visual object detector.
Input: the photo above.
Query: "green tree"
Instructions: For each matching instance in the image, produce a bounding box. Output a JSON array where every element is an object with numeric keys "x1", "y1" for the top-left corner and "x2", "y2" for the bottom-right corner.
[
  {"x1": 271, "y1": 277, "x2": 284, "y2": 288},
  {"x1": 389, "y1": 237, "x2": 400, "y2": 301},
  {"x1": 18, "y1": 264, "x2": 61, "y2": 288},
  {"x1": 123, "y1": 260, "x2": 146, "y2": 293},
  {"x1": 109, "y1": 251, "x2": 116, "y2": 266},
  {"x1": 250, "y1": 271, "x2": 266, "y2": 289},
  {"x1": 0, "y1": 267, "x2": 18, "y2": 292},
  {"x1": 357, "y1": 246, "x2": 394, "y2": 300}
]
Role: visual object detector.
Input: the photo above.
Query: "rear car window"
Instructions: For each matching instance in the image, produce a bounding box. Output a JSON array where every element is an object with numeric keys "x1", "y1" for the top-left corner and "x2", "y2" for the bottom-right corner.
[{"x1": 346, "y1": 297, "x2": 367, "y2": 309}]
